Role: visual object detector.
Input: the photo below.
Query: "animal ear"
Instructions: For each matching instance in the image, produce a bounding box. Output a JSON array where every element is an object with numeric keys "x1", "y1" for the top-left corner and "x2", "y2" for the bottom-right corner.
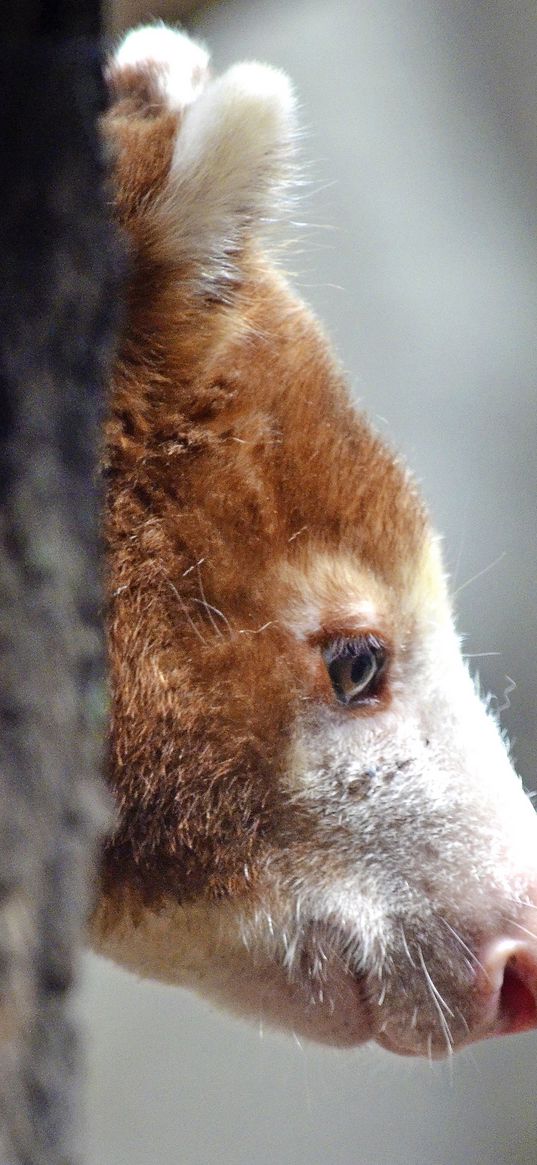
[
  {"x1": 109, "y1": 25, "x2": 298, "y2": 296},
  {"x1": 111, "y1": 24, "x2": 211, "y2": 111}
]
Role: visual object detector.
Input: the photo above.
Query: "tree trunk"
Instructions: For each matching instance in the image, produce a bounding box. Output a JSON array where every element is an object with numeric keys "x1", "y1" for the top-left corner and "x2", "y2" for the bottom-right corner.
[{"x1": 0, "y1": 5, "x2": 122, "y2": 1160}]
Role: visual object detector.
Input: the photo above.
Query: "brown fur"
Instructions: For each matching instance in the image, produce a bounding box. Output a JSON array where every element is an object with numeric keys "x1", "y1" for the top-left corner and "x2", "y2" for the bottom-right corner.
[{"x1": 100, "y1": 58, "x2": 427, "y2": 919}]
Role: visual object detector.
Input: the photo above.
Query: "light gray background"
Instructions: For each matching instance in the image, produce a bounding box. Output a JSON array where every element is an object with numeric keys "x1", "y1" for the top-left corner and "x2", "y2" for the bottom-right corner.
[{"x1": 81, "y1": 3, "x2": 537, "y2": 1162}]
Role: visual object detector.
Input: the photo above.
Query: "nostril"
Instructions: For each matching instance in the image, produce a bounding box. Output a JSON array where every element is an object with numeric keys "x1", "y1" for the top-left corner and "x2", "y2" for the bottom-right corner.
[
  {"x1": 498, "y1": 958, "x2": 537, "y2": 1035},
  {"x1": 480, "y1": 938, "x2": 537, "y2": 1039}
]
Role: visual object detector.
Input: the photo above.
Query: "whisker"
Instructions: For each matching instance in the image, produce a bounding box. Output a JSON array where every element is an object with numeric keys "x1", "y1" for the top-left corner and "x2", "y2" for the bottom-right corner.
[
  {"x1": 438, "y1": 916, "x2": 487, "y2": 977},
  {"x1": 462, "y1": 652, "x2": 501, "y2": 659},
  {"x1": 508, "y1": 919, "x2": 537, "y2": 943},
  {"x1": 288, "y1": 526, "x2": 309, "y2": 543},
  {"x1": 192, "y1": 597, "x2": 233, "y2": 636},
  {"x1": 418, "y1": 945, "x2": 454, "y2": 1059},
  {"x1": 496, "y1": 675, "x2": 516, "y2": 716},
  {"x1": 453, "y1": 551, "x2": 506, "y2": 598},
  {"x1": 196, "y1": 562, "x2": 225, "y2": 639},
  {"x1": 509, "y1": 896, "x2": 537, "y2": 910},
  {"x1": 182, "y1": 556, "x2": 205, "y2": 577},
  {"x1": 164, "y1": 575, "x2": 208, "y2": 646},
  {"x1": 400, "y1": 923, "x2": 417, "y2": 969},
  {"x1": 417, "y1": 947, "x2": 455, "y2": 1020},
  {"x1": 238, "y1": 620, "x2": 277, "y2": 636}
]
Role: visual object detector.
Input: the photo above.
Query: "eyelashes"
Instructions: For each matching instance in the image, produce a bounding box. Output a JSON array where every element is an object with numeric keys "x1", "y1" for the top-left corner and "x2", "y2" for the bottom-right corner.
[{"x1": 322, "y1": 634, "x2": 388, "y2": 708}]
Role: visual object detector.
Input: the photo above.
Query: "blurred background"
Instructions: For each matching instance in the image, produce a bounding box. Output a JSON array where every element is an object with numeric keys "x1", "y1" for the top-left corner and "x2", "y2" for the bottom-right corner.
[{"x1": 81, "y1": 2, "x2": 537, "y2": 1162}]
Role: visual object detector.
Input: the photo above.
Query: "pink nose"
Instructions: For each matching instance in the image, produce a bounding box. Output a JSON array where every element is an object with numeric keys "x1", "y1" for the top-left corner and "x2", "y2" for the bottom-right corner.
[{"x1": 480, "y1": 930, "x2": 537, "y2": 1039}]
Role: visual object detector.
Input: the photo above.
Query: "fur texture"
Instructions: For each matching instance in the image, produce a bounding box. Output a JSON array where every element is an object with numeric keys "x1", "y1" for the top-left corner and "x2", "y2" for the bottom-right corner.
[{"x1": 94, "y1": 26, "x2": 537, "y2": 1056}]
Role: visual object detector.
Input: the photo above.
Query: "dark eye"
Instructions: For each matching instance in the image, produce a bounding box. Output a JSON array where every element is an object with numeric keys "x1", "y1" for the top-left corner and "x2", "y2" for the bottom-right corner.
[{"x1": 323, "y1": 635, "x2": 387, "y2": 707}]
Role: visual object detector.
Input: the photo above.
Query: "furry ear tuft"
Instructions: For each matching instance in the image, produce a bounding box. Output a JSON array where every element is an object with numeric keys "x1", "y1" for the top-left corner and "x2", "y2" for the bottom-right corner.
[
  {"x1": 112, "y1": 24, "x2": 210, "y2": 111},
  {"x1": 153, "y1": 59, "x2": 297, "y2": 290},
  {"x1": 110, "y1": 25, "x2": 298, "y2": 296}
]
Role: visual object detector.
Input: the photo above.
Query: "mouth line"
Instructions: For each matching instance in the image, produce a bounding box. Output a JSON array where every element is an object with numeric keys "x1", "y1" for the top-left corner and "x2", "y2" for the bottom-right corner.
[
  {"x1": 264, "y1": 910, "x2": 537, "y2": 1054},
  {"x1": 285, "y1": 923, "x2": 477, "y2": 1057}
]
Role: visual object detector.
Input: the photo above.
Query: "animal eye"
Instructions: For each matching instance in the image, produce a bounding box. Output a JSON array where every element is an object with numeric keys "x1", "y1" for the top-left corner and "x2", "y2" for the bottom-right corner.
[{"x1": 323, "y1": 635, "x2": 387, "y2": 707}]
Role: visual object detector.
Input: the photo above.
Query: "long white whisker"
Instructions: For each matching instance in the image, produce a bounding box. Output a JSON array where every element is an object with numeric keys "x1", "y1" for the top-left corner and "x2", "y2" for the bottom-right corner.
[
  {"x1": 400, "y1": 923, "x2": 417, "y2": 969},
  {"x1": 508, "y1": 919, "x2": 537, "y2": 943},
  {"x1": 417, "y1": 948, "x2": 455, "y2": 1019},
  {"x1": 462, "y1": 652, "x2": 501, "y2": 659},
  {"x1": 438, "y1": 916, "x2": 487, "y2": 977},
  {"x1": 417, "y1": 946, "x2": 454, "y2": 1059},
  {"x1": 417, "y1": 950, "x2": 454, "y2": 1025},
  {"x1": 453, "y1": 551, "x2": 506, "y2": 598}
]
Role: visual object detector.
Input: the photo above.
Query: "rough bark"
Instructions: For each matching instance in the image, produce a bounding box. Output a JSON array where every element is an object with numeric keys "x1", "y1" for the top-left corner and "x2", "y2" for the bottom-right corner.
[{"x1": 0, "y1": 7, "x2": 122, "y2": 1161}]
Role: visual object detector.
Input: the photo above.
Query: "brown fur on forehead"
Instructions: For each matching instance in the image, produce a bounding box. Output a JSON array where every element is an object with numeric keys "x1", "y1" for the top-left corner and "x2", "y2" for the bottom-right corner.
[
  {"x1": 244, "y1": 276, "x2": 428, "y2": 580},
  {"x1": 102, "y1": 72, "x2": 428, "y2": 913},
  {"x1": 108, "y1": 262, "x2": 427, "y2": 574}
]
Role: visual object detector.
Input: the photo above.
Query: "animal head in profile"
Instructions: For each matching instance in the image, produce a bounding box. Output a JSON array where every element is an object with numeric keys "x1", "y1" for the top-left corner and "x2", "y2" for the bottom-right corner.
[{"x1": 94, "y1": 25, "x2": 537, "y2": 1055}]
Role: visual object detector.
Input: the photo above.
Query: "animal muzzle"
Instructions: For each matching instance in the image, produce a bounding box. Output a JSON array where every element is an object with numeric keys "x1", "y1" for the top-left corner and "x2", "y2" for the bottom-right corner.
[{"x1": 367, "y1": 899, "x2": 537, "y2": 1058}]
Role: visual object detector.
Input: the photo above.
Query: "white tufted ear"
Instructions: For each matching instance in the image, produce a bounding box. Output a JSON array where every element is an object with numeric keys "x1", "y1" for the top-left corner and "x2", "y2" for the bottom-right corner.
[
  {"x1": 155, "y1": 59, "x2": 297, "y2": 289},
  {"x1": 113, "y1": 24, "x2": 210, "y2": 111},
  {"x1": 111, "y1": 25, "x2": 298, "y2": 293}
]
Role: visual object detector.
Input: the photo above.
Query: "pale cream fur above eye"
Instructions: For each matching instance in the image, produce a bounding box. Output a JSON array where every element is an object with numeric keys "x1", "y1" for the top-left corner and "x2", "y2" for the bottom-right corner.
[{"x1": 277, "y1": 553, "x2": 386, "y2": 641}]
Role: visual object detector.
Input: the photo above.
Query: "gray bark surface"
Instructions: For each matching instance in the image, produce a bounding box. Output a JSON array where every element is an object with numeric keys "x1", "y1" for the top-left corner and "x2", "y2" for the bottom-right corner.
[{"x1": 0, "y1": 9, "x2": 122, "y2": 1161}]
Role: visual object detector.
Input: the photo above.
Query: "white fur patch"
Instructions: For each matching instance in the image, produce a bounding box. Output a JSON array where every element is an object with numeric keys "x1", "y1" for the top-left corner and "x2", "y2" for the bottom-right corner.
[
  {"x1": 155, "y1": 58, "x2": 297, "y2": 287},
  {"x1": 114, "y1": 25, "x2": 210, "y2": 110},
  {"x1": 279, "y1": 541, "x2": 452, "y2": 645},
  {"x1": 279, "y1": 552, "x2": 389, "y2": 640}
]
